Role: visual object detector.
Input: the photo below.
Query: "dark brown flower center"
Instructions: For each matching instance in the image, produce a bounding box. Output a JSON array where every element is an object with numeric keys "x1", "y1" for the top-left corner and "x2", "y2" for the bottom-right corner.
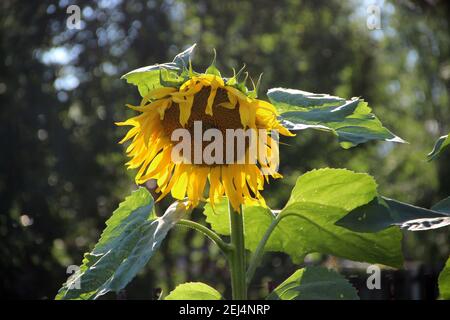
[{"x1": 163, "y1": 87, "x2": 250, "y2": 165}]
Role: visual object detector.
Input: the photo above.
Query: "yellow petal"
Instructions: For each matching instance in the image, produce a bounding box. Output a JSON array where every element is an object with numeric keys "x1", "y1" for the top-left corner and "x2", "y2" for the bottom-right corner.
[
  {"x1": 225, "y1": 86, "x2": 252, "y2": 103},
  {"x1": 179, "y1": 95, "x2": 194, "y2": 127},
  {"x1": 205, "y1": 87, "x2": 217, "y2": 116},
  {"x1": 145, "y1": 87, "x2": 177, "y2": 100},
  {"x1": 217, "y1": 102, "x2": 235, "y2": 109},
  {"x1": 222, "y1": 166, "x2": 241, "y2": 212},
  {"x1": 172, "y1": 82, "x2": 203, "y2": 97},
  {"x1": 119, "y1": 126, "x2": 139, "y2": 144},
  {"x1": 238, "y1": 101, "x2": 256, "y2": 128},
  {"x1": 227, "y1": 91, "x2": 238, "y2": 107},
  {"x1": 197, "y1": 74, "x2": 224, "y2": 87},
  {"x1": 172, "y1": 169, "x2": 189, "y2": 200},
  {"x1": 157, "y1": 99, "x2": 172, "y2": 120}
]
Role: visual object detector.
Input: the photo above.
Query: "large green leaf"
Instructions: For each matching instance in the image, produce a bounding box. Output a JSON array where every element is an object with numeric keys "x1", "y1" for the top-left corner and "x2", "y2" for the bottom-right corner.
[
  {"x1": 336, "y1": 196, "x2": 450, "y2": 233},
  {"x1": 203, "y1": 169, "x2": 403, "y2": 268},
  {"x1": 267, "y1": 88, "x2": 405, "y2": 149},
  {"x1": 438, "y1": 256, "x2": 450, "y2": 300},
  {"x1": 267, "y1": 267, "x2": 359, "y2": 300},
  {"x1": 121, "y1": 44, "x2": 196, "y2": 97},
  {"x1": 165, "y1": 282, "x2": 222, "y2": 300},
  {"x1": 56, "y1": 189, "x2": 187, "y2": 300},
  {"x1": 428, "y1": 133, "x2": 450, "y2": 161}
]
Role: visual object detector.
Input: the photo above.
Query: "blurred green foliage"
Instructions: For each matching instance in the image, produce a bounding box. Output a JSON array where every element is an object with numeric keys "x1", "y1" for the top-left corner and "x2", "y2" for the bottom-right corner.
[{"x1": 0, "y1": 0, "x2": 448, "y2": 299}]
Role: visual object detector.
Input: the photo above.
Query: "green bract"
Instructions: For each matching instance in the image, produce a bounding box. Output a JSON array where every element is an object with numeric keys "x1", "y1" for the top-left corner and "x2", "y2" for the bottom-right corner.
[{"x1": 121, "y1": 43, "x2": 259, "y2": 98}]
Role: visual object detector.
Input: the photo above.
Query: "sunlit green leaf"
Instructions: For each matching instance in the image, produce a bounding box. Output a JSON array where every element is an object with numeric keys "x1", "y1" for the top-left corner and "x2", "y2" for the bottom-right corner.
[
  {"x1": 165, "y1": 282, "x2": 223, "y2": 300},
  {"x1": 268, "y1": 88, "x2": 346, "y2": 112},
  {"x1": 56, "y1": 189, "x2": 186, "y2": 300},
  {"x1": 267, "y1": 267, "x2": 359, "y2": 300},
  {"x1": 438, "y1": 256, "x2": 450, "y2": 300},
  {"x1": 203, "y1": 169, "x2": 403, "y2": 268},
  {"x1": 121, "y1": 44, "x2": 197, "y2": 97},
  {"x1": 336, "y1": 196, "x2": 450, "y2": 232},
  {"x1": 267, "y1": 88, "x2": 405, "y2": 149},
  {"x1": 121, "y1": 63, "x2": 179, "y2": 96},
  {"x1": 276, "y1": 169, "x2": 403, "y2": 267},
  {"x1": 428, "y1": 133, "x2": 450, "y2": 161}
]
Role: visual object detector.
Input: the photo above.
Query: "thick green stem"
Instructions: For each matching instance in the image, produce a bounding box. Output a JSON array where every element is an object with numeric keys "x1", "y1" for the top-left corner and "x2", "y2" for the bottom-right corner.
[
  {"x1": 177, "y1": 219, "x2": 231, "y2": 255},
  {"x1": 228, "y1": 201, "x2": 247, "y2": 300}
]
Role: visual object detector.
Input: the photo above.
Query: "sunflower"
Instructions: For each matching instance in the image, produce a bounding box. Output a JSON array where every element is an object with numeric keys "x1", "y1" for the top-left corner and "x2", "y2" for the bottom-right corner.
[{"x1": 117, "y1": 47, "x2": 293, "y2": 212}]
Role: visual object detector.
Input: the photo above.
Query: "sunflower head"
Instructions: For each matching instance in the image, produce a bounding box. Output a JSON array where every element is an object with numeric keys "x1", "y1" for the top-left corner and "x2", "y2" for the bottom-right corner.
[{"x1": 118, "y1": 45, "x2": 293, "y2": 212}]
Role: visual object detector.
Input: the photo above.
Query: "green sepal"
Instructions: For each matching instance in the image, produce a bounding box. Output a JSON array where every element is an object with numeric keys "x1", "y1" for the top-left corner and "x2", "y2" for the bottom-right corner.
[{"x1": 205, "y1": 48, "x2": 222, "y2": 77}]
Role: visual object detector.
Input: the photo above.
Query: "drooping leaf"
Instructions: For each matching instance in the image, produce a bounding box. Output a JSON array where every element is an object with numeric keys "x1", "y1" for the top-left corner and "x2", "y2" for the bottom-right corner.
[
  {"x1": 165, "y1": 282, "x2": 223, "y2": 300},
  {"x1": 172, "y1": 43, "x2": 197, "y2": 70},
  {"x1": 203, "y1": 169, "x2": 403, "y2": 268},
  {"x1": 121, "y1": 63, "x2": 179, "y2": 97},
  {"x1": 336, "y1": 196, "x2": 450, "y2": 233},
  {"x1": 428, "y1": 133, "x2": 450, "y2": 161},
  {"x1": 267, "y1": 267, "x2": 359, "y2": 300},
  {"x1": 267, "y1": 88, "x2": 405, "y2": 149},
  {"x1": 267, "y1": 88, "x2": 346, "y2": 112},
  {"x1": 438, "y1": 256, "x2": 450, "y2": 300},
  {"x1": 121, "y1": 44, "x2": 197, "y2": 97},
  {"x1": 56, "y1": 190, "x2": 187, "y2": 300}
]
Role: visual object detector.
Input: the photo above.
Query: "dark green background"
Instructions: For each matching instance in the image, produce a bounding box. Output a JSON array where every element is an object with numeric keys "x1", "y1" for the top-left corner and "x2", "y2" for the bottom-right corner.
[{"x1": 0, "y1": 0, "x2": 449, "y2": 299}]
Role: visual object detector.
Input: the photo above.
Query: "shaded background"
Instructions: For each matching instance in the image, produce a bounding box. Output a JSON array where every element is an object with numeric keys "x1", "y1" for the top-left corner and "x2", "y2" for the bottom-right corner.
[{"x1": 0, "y1": 0, "x2": 449, "y2": 299}]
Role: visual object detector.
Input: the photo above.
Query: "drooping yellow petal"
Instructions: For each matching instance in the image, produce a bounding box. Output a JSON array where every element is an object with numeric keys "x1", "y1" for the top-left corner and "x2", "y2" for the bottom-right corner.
[
  {"x1": 238, "y1": 101, "x2": 256, "y2": 128},
  {"x1": 222, "y1": 165, "x2": 241, "y2": 212},
  {"x1": 208, "y1": 167, "x2": 222, "y2": 208},
  {"x1": 156, "y1": 99, "x2": 172, "y2": 120},
  {"x1": 227, "y1": 91, "x2": 238, "y2": 108},
  {"x1": 119, "y1": 126, "x2": 139, "y2": 144},
  {"x1": 196, "y1": 74, "x2": 225, "y2": 87},
  {"x1": 172, "y1": 82, "x2": 203, "y2": 97},
  {"x1": 145, "y1": 87, "x2": 177, "y2": 100},
  {"x1": 225, "y1": 86, "x2": 252, "y2": 103},
  {"x1": 172, "y1": 169, "x2": 189, "y2": 200},
  {"x1": 205, "y1": 87, "x2": 217, "y2": 116},
  {"x1": 179, "y1": 95, "x2": 194, "y2": 127}
]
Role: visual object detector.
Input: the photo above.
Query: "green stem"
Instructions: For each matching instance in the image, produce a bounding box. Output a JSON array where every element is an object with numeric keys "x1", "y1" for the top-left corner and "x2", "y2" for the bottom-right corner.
[
  {"x1": 246, "y1": 213, "x2": 283, "y2": 286},
  {"x1": 177, "y1": 219, "x2": 231, "y2": 255},
  {"x1": 228, "y1": 201, "x2": 247, "y2": 300}
]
